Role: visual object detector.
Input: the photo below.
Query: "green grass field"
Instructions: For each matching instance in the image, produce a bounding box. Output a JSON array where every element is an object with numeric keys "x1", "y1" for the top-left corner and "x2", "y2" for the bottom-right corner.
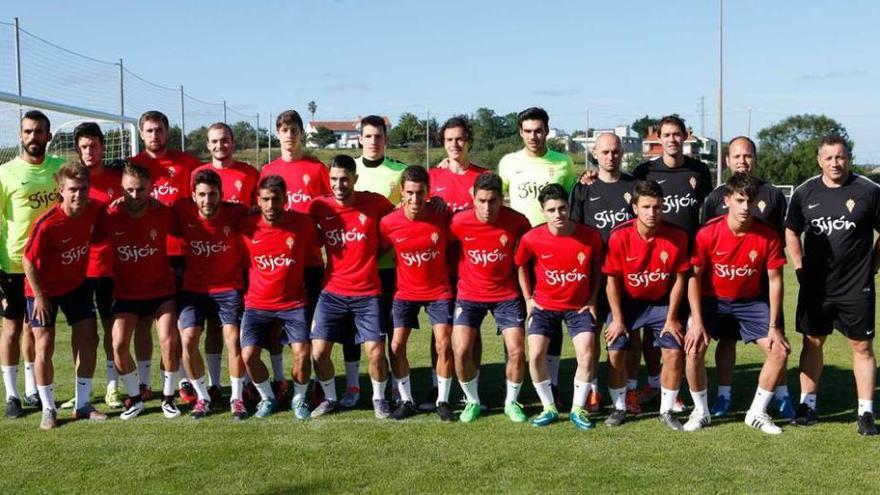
[{"x1": 0, "y1": 268, "x2": 878, "y2": 494}]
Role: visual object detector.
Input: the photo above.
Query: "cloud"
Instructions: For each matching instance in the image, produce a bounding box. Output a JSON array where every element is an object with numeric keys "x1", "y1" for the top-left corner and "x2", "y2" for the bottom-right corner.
[
  {"x1": 797, "y1": 69, "x2": 869, "y2": 82},
  {"x1": 325, "y1": 82, "x2": 371, "y2": 92},
  {"x1": 531, "y1": 88, "x2": 581, "y2": 97}
]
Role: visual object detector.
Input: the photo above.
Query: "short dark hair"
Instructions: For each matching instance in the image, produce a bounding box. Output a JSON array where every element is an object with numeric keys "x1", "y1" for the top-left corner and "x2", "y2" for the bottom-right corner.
[
  {"x1": 207, "y1": 122, "x2": 234, "y2": 141},
  {"x1": 193, "y1": 168, "x2": 222, "y2": 191},
  {"x1": 330, "y1": 154, "x2": 357, "y2": 174},
  {"x1": 538, "y1": 183, "x2": 567, "y2": 207},
  {"x1": 439, "y1": 116, "x2": 473, "y2": 144},
  {"x1": 657, "y1": 115, "x2": 687, "y2": 135},
  {"x1": 122, "y1": 162, "x2": 150, "y2": 181},
  {"x1": 819, "y1": 135, "x2": 851, "y2": 156},
  {"x1": 360, "y1": 115, "x2": 387, "y2": 136},
  {"x1": 74, "y1": 122, "x2": 104, "y2": 145},
  {"x1": 631, "y1": 180, "x2": 664, "y2": 204},
  {"x1": 517, "y1": 107, "x2": 549, "y2": 129},
  {"x1": 723, "y1": 172, "x2": 758, "y2": 202},
  {"x1": 400, "y1": 165, "x2": 429, "y2": 187},
  {"x1": 472, "y1": 172, "x2": 503, "y2": 197},
  {"x1": 139, "y1": 110, "x2": 169, "y2": 130},
  {"x1": 55, "y1": 161, "x2": 90, "y2": 186},
  {"x1": 727, "y1": 135, "x2": 757, "y2": 156},
  {"x1": 275, "y1": 110, "x2": 304, "y2": 132},
  {"x1": 22, "y1": 110, "x2": 50, "y2": 131},
  {"x1": 258, "y1": 174, "x2": 286, "y2": 196}
]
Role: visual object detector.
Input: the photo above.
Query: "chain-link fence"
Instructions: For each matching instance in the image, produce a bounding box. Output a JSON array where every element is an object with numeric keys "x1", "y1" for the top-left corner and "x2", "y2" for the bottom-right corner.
[{"x1": 0, "y1": 18, "x2": 261, "y2": 165}]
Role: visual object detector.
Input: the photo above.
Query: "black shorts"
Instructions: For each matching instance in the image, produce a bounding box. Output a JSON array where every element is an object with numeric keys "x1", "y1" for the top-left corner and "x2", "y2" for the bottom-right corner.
[
  {"x1": 87, "y1": 277, "x2": 114, "y2": 319},
  {"x1": 796, "y1": 293, "x2": 875, "y2": 342},
  {"x1": 0, "y1": 272, "x2": 26, "y2": 319}
]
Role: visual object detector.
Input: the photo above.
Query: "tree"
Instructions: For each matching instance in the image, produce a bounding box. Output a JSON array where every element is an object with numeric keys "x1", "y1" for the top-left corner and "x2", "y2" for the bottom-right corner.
[
  {"x1": 388, "y1": 113, "x2": 423, "y2": 147},
  {"x1": 231, "y1": 121, "x2": 257, "y2": 150},
  {"x1": 307, "y1": 101, "x2": 317, "y2": 121},
  {"x1": 311, "y1": 126, "x2": 338, "y2": 148},
  {"x1": 756, "y1": 114, "x2": 851, "y2": 185},
  {"x1": 185, "y1": 126, "x2": 209, "y2": 158},
  {"x1": 631, "y1": 115, "x2": 658, "y2": 138}
]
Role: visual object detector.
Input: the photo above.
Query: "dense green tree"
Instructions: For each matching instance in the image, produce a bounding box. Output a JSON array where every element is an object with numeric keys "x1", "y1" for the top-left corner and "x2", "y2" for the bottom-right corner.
[{"x1": 756, "y1": 114, "x2": 851, "y2": 185}]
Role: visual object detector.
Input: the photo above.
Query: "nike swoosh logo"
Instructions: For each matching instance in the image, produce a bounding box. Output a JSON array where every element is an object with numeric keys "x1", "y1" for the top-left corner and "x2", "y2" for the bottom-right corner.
[
  {"x1": 464, "y1": 236, "x2": 477, "y2": 241},
  {"x1": 114, "y1": 231, "x2": 125, "y2": 236},
  {"x1": 541, "y1": 254, "x2": 553, "y2": 259},
  {"x1": 807, "y1": 203, "x2": 819, "y2": 209},
  {"x1": 325, "y1": 215, "x2": 335, "y2": 220},
  {"x1": 434, "y1": 187, "x2": 447, "y2": 192},
  {"x1": 252, "y1": 239, "x2": 262, "y2": 244},
  {"x1": 62, "y1": 237, "x2": 72, "y2": 243},
  {"x1": 21, "y1": 181, "x2": 30, "y2": 185},
  {"x1": 626, "y1": 256, "x2": 638, "y2": 261},
  {"x1": 187, "y1": 223, "x2": 198, "y2": 228},
  {"x1": 589, "y1": 196, "x2": 601, "y2": 202},
  {"x1": 395, "y1": 237, "x2": 408, "y2": 243},
  {"x1": 715, "y1": 251, "x2": 727, "y2": 256},
  {"x1": 657, "y1": 180, "x2": 667, "y2": 184}
]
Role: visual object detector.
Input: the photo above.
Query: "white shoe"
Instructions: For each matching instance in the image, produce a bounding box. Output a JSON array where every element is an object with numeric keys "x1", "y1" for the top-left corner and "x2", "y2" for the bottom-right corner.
[
  {"x1": 745, "y1": 410, "x2": 782, "y2": 435},
  {"x1": 682, "y1": 410, "x2": 711, "y2": 432},
  {"x1": 161, "y1": 400, "x2": 181, "y2": 419},
  {"x1": 120, "y1": 400, "x2": 145, "y2": 421}
]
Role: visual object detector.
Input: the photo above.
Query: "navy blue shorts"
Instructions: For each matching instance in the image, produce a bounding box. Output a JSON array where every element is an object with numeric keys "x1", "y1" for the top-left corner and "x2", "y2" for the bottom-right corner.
[
  {"x1": 392, "y1": 299, "x2": 454, "y2": 329},
  {"x1": 311, "y1": 290, "x2": 384, "y2": 344},
  {"x1": 241, "y1": 306, "x2": 309, "y2": 348},
  {"x1": 454, "y1": 298, "x2": 525, "y2": 334},
  {"x1": 26, "y1": 282, "x2": 95, "y2": 328},
  {"x1": 112, "y1": 295, "x2": 175, "y2": 317},
  {"x1": 304, "y1": 266, "x2": 324, "y2": 315},
  {"x1": 528, "y1": 307, "x2": 596, "y2": 338},
  {"x1": 702, "y1": 298, "x2": 770, "y2": 344},
  {"x1": 86, "y1": 277, "x2": 113, "y2": 319},
  {"x1": 178, "y1": 290, "x2": 243, "y2": 330},
  {"x1": 606, "y1": 299, "x2": 685, "y2": 351}
]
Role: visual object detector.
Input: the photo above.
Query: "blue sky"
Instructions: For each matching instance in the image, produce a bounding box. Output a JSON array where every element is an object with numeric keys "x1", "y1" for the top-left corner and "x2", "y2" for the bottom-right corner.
[{"x1": 5, "y1": 0, "x2": 880, "y2": 161}]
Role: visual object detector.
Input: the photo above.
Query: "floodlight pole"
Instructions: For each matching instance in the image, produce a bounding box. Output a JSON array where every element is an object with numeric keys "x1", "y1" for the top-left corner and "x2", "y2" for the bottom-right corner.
[{"x1": 716, "y1": 0, "x2": 724, "y2": 187}]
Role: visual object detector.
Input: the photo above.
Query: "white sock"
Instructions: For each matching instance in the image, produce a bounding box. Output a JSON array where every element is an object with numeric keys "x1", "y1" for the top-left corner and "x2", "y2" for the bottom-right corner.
[
  {"x1": 230, "y1": 376, "x2": 243, "y2": 402},
  {"x1": 371, "y1": 379, "x2": 387, "y2": 401},
  {"x1": 75, "y1": 377, "x2": 92, "y2": 410},
  {"x1": 436, "y1": 376, "x2": 452, "y2": 405},
  {"x1": 120, "y1": 371, "x2": 139, "y2": 398},
  {"x1": 590, "y1": 378, "x2": 598, "y2": 390},
  {"x1": 206, "y1": 354, "x2": 222, "y2": 388},
  {"x1": 626, "y1": 379, "x2": 638, "y2": 391},
  {"x1": 344, "y1": 361, "x2": 360, "y2": 389},
  {"x1": 505, "y1": 380, "x2": 522, "y2": 406},
  {"x1": 647, "y1": 374, "x2": 661, "y2": 389},
  {"x1": 137, "y1": 360, "x2": 152, "y2": 387},
  {"x1": 1, "y1": 365, "x2": 19, "y2": 400},
  {"x1": 659, "y1": 387, "x2": 678, "y2": 414},
  {"x1": 460, "y1": 378, "x2": 480, "y2": 404},
  {"x1": 320, "y1": 378, "x2": 337, "y2": 402},
  {"x1": 800, "y1": 393, "x2": 817, "y2": 411},
  {"x1": 774, "y1": 385, "x2": 789, "y2": 400},
  {"x1": 397, "y1": 375, "x2": 413, "y2": 403},
  {"x1": 546, "y1": 356, "x2": 560, "y2": 387},
  {"x1": 270, "y1": 354, "x2": 285, "y2": 382},
  {"x1": 24, "y1": 362, "x2": 37, "y2": 396},
  {"x1": 748, "y1": 387, "x2": 774, "y2": 415},
  {"x1": 609, "y1": 386, "x2": 626, "y2": 411},
  {"x1": 690, "y1": 389, "x2": 709, "y2": 415},
  {"x1": 162, "y1": 370, "x2": 177, "y2": 397},
  {"x1": 191, "y1": 376, "x2": 210, "y2": 401},
  {"x1": 293, "y1": 381, "x2": 308, "y2": 403},
  {"x1": 572, "y1": 378, "x2": 590, "y2": 409},
  {"x1": 534, "y1": 379, "x2": 554, "y2": 409},
  {"x1": 105, "y1": 360, "x2": 118, "y2": 388},
  {"x1": 858, "y1": 399, "x2": 874, "y2": 415},
  {"x1": 255, "y1": 380, "x2": 275, "y2": 401},
  {"x1": 717, "y1": 385, "x2": 732, "y2": 400},
  {"x1": 37, "y1": 383, "x2": 55, "y2": 411}
]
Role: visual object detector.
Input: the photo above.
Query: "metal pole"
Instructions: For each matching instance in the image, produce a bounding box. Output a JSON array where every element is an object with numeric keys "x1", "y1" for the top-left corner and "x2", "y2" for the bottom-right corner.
[
  {"x1": 14, "y1": 17, "x2": 23, "y2": 152},
  {"x1": 255, "y1": 113, "x2": 260, "y2": 166},
  {"x1": 180, "y1": 85, "x2": 186, "y2": 151},
  {"x1": 585, "y1": 107, "x2": 590, "y2": 166},
  {"x1": 267, "y1": 112, "x2": 272, "y2": 162},
  {"x1": 119, "y1": 58, "x2": 127, "y2": 157},
  {"x1": 425, "y1": 107, "x2": 430, "y2": 167},
  {"x1": 223, "y1": 100, "x2": 227, "y2": 124},
  {"x1": 747, "y1": 106, "x2": 752, "y2": 138},
  {"x1": 716, "y1": 0, "x2": 724, "y2": 187}
]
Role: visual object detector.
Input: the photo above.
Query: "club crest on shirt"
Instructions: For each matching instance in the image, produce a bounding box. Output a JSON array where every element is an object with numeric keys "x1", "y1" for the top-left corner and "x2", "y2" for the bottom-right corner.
[
  {"x1": 499, "y1": 234, "x2": 509, "y2": 247},
  {"x1": 660, "y1": 250, "x2": 669, "y2": 265},
  {"x1": 749, "y1": 250, "x2": 757, "y2": 262},
  {"x1": 757, "y1": 200, "x2": 766, "y2": 213},
  {"x1": 689, "y1": 177, "x2": 697, "y2": 190},
  {"x1": 106, "y1": 188, "x2": 115, "y2": 198},
  {"x1": 168, "y1": 166, "x2": 175, "y2": 178},
  {"x1": 623, "y1": 192, "x2": 632, "y2": 204},
  {"x1": 234, "y1": 180, "x2": 243, "y2": 191},
  {"x1": 846, "y1": 199, "x2": 855, "y2": 213},
  {"x1": 223, "y1": 225, "x2": 231, "y2": 237},
  {"x1": 149, "y1": 229, "x2": 157, "y2": 241},
  {"x1": 577, "y1": 251, "x2": 586, "y2": 265},
  {"x1": 358, "y1": 213, "x2": 367, "y2": 225},
  {"x1": 302, "y1": 174, "x2": 311, "y2": 186},
  {"x1": 431, "y1": 232, "x2": 440, "y2": 244},
  {"x1": 286, "y1": 236, "x2": 295, "y2": 250}
]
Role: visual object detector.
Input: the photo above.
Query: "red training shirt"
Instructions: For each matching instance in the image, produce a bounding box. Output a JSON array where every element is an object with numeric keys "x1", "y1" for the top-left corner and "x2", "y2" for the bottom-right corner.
[
  {"x1": 86, "y1": 166, "x2": 122, "y2": 278},
  {"x1": 429, "y1": 164, "x2": 488, "y2": 213},
  {"x1": 380, "y1": 208, "x2": 452, "y2": 301},
  {"x1": 191, "y1": 161, "x2": 260, "y2": 206}
]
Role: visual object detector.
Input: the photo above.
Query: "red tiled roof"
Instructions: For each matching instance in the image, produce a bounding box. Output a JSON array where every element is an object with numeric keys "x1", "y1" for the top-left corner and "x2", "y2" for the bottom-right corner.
[{"x1": 309, "y1": 116, "x2": 392, "y2": 133}]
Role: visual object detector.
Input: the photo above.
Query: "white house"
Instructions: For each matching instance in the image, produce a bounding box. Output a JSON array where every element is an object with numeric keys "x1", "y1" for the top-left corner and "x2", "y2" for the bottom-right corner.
[{"x1": 305, "y1": 116, "x2": 392, "y2": 149}]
